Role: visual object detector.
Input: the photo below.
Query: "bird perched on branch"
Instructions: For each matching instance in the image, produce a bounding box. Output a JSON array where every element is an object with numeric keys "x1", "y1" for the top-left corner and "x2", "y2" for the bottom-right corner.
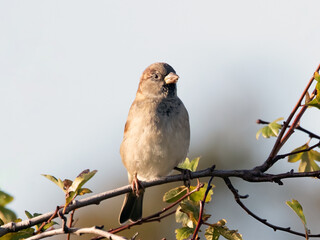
[{"x1": 119, "y1": 62, "x2": 190, "y2": 224}]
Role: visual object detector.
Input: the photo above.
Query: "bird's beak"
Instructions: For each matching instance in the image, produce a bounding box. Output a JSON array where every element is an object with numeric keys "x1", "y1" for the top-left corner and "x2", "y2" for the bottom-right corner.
[{"x1": 164, "y1": 72, "x2": 179, "y2": 84}]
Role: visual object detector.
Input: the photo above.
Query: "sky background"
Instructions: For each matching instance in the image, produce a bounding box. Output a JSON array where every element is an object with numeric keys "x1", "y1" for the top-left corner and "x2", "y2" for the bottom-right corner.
[{"x1": 1, "y1": 1, "x2": 320, "y2": 239}]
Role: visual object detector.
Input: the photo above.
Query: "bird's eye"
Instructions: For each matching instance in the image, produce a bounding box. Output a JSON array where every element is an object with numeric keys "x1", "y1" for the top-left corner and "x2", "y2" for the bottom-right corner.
[{"x1": 152, "y1": 73, "x2": 159, "y2": 79}]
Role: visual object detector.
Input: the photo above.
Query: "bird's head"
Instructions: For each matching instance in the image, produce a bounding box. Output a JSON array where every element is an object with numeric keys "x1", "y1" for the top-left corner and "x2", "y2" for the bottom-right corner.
[{"x1": 137, "y1": 62, "x2": 179, "y2": 99}]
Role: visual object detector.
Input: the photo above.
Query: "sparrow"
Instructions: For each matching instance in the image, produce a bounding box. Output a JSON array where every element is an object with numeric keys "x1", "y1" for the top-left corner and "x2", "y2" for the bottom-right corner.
[{"x1": 119, "y1": 62, "x2": 190, "y2": 224}]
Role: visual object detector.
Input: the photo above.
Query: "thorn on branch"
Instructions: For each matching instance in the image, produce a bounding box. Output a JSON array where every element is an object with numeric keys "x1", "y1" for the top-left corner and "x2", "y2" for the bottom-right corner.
[
  {"x1": 274, "y1": 179, "x2": 284, "y2": 185},
  {"x1": 210, "y1": 165, "x2": 216, "y2": 172},
  {"x1": 239, "y1": 194, "x2": 249, "y2": 199},
  {"x1": 95, "y1": 225, "x2": 104, "y2": 230}
]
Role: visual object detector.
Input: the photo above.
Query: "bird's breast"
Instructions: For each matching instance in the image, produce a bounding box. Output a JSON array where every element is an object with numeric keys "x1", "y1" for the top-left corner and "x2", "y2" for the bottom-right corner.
[{"x1": 120, "y1": 97, "x2": 190, "y2": 181}]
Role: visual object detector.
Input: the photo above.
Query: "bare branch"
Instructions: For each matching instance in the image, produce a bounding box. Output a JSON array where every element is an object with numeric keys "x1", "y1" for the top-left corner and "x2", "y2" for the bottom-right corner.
[
  {"x1": 25, "y1": 226, "x2": 128, "y2": 240},
  {"x1": 223, "y1": 177, "x2": 320, "y2": 238}
]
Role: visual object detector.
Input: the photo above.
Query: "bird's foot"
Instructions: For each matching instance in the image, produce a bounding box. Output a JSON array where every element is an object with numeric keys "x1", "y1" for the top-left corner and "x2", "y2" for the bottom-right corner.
[
  {"x1": 132, "y1": 173, "x2": 144, "y2": 197},
  {"x1": 174, "y1": 167, "x2": 192, "y2": 188}
]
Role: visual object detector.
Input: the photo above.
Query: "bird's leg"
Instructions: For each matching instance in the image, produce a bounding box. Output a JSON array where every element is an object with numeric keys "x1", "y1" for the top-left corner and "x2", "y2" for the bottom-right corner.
[
  {"x1": 132, "y1": 173, "x2": 144, "y2": 197},
  {"x1": 174, "y1": 167, "x2": 192, "y2": 189}
]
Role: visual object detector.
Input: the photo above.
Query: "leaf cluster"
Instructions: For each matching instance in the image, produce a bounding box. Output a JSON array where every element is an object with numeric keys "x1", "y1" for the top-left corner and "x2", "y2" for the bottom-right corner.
[
  {"x1": 164, "y1": 158, "x2": 242, "y2": 240},
  {"x1": 0, "y1": 170, "x2": 97, "y2": 240},
  {"x1": 256, "y1": 117, "x2": 283, "y2": 139},
  {"x1": 42, "y1": 169, "x2": 97, "y2": 210},
  {"x1": 288, "y1": 143, "x2": 320, "y2": 172}
]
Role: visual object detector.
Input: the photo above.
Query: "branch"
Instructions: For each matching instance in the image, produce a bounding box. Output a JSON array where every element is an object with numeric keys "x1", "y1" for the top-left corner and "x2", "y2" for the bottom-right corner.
[
  {"x1": 25, "y1": 226, "x2": 128, "y2": 240},
  {"x1": 223, "y1": 177, "x2": 320, "y2": 238},
  {"x1": 191, "y1": 176, "x2": 214, "y2": 240},
  {"x1": 272, "y1": 141, "x2": 320, "y2": 163},
  {"x1": 2, "y1": 167, "x2": 320, "y2": 236}
]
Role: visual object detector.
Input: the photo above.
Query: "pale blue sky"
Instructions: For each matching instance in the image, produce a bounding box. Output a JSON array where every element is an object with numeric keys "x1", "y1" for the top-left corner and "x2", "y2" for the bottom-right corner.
[{"x1": 0, "y1": 1, "x2": 320, "y2": 239}]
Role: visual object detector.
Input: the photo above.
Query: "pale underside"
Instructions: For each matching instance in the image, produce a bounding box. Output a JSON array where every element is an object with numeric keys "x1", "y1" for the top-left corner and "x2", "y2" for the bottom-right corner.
[{"x1": 120, "y1": 96, "x2": 190, "y2": 182}]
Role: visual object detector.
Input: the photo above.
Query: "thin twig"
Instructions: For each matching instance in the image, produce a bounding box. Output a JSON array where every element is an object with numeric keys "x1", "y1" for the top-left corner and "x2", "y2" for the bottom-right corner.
[
  {"x1": 223, "y1": 177, "x2": 320, "y2": 238},
  {"x1": 35, "y1": 206, "x2": 61, "y2": 234},
  {"x1": 191, "y1": 176, "x2": 214, "y2": 240},
  {"x1": 272, "y1": 141, "x2": 320, "y2": 163},
  {"x1": 67, "y1": 210, "x2": 76, "y2": 240},
  {"x1": 92, "y1": 211, "x2": 177, "y2": 240},
  {"x1": 257, "y1": 120, "x2": 320, "y2": 140}
]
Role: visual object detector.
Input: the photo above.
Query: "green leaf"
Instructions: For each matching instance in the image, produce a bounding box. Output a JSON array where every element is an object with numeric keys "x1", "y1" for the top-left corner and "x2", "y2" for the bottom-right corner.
[
  {"x1": 42, "y1": 174, "x2": 66, "y2": 193},
  {"x1": 24, "y1": 211, "x2": 57, "y2": 232},
  {"x1": 0, "y1": 228, "x2": 34, "y2": 240},
  {"x1": 179, "y1": 200, "x2": 200, "y2": 225},
  {"x1": 177, "y1": 157, "x2": 200, "y2": 172},
  {"x1": 78, "y1": 188, "x2": 92, "y2": 195},
  {"x1": 175, "y1": 226, "x2": 194, "y2": 240},
  {"x1": 0, "y1": 191, "x2": 17, "y2": 224},
  {"x1": 218, "y1": 228, "x2": 243, "y2": 240},
  {"x1": 189, "y1": 183, "x2": 214, "y2": 203},
  {"x1": 0, "y1": 191, "x2": 14, "y2": 207},
  {"x1": 307, "y1": 79, "x2": 320, "y2": 109},
  {"x1": 41, "y1": 221, "x2": 57, "y2": 231},
  {"x1": 286, "y1": 199, "x2": 308, "y2": 233},
  {"x1": 176, "y1": 206, "x2": 194, "y2": 228},
  {"x1": 24, "y1": 210, "x2": 33, "y2": 219},
  {"x1": 205, "y1": 226, "x2": 221, "y2": 240},
  {"x1": 205, "y1": 219, "x2": 242, "y2": 240},
  {"x1": 288, "y1": 143, "x2": 320, "y2": 172},
  {"x1": 307, "y1": 98, "x2": 320, "y2": 109},
  {"x1": 256, "y1": 117, "x2": 283, "y2": 139},
  {"x1": 68, "y1": 169, "x2": 97, "y2": 194},
  {"x1": 163, "y1": 186, "x2": 188, "y2": 203},
  {"x1": 0, "y1": 206, "x2": 17, "y2": 224}
]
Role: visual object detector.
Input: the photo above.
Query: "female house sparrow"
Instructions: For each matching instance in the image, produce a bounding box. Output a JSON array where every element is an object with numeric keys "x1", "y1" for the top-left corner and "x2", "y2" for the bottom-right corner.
[{"x1": 119, "y1": 62, "x2": 190, "y2": 224}]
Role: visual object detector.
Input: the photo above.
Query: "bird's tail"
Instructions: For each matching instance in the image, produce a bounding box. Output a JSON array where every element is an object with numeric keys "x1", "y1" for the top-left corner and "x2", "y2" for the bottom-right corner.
[{"x1": 119, "y1": 191, "x2": 144, "y2": 224}]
